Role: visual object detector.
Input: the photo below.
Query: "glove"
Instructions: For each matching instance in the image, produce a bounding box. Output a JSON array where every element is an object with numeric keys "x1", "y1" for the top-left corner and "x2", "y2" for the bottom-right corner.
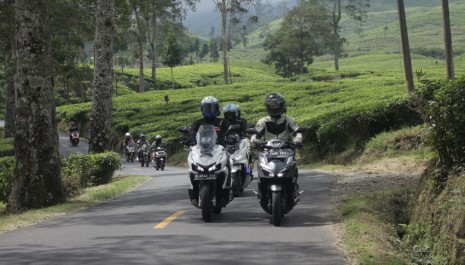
[{"x1": 294, "y1": 140, "x2": 303, "y2": 147}]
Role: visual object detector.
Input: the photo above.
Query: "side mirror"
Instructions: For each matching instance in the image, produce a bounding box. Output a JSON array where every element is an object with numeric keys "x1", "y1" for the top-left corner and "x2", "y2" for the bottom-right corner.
[
  {"x1": 246, "y1": 123, "x2": 255, "y2": 129},
  {"x1": 177, "y1": 126, "x2": 190, "y2": 134}
]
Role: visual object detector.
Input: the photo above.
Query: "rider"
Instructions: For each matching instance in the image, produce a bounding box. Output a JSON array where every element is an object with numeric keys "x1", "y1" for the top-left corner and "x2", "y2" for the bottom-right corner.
[
  {"x1": 68, "y1": 121, "x2": 79, "y2": 142},
  {"x1": 222, "y1": 103, "x2": 247, "y2": 139},
  {"x1": 151, "y1": 135, "x2": 163, "y2": 148},
  {"x1": 251, "y1": 93, "x2": 302, "y2": 192},
  {"x1": 122, "y1": 132, "x2": 136, "y2": 151},
  {"x1": 190, "y1": 96, "x2": 230, "y2": 140},
  {"x1": 188, "y1": 96, "x2": 231, "y2": 206},
  {"x1": 137, "y1": 134, "x2": 151, "y2": 161}
]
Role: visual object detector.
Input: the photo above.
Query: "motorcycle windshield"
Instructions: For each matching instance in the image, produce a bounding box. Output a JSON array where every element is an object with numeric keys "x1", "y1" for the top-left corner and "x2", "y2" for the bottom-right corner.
[{"x1": 196, "y1": 125, "x2": 217, "y2": 153}]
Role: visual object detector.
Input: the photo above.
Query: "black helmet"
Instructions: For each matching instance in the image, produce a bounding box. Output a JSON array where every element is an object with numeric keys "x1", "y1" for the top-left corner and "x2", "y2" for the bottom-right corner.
[
  {"x1": 265, "y1": 93, "x2": 285, "y2": 116},
  {"x1": 200, "y1": 96, "x2": 220, "y2": 119},
  {"x1": 222, "y1": 103, "x2": 238, "y2": 122}
]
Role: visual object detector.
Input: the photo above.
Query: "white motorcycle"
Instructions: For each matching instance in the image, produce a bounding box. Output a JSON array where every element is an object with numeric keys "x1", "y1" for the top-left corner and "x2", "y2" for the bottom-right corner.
[
  {"x1": 224, "y1": 135, "x2": 253, "y2": 196},
  {"x1": 178, "y1": 124, "x2": 234, "y2": 222}
]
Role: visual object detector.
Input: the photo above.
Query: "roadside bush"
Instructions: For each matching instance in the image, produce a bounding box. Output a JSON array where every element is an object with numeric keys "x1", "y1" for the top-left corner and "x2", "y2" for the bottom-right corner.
[
  {"x1": 416, "y1": 77, "x2": 465, "y2": 168},
  {"x1": 0, "y1": 156, "x2": 15, "y2": 204},
  {"x1": 0, "y1": 137, "x2": 14, "y2": 157},
  {"x1": 65, "y1": 152, "x2": 121, "y2": 187}
]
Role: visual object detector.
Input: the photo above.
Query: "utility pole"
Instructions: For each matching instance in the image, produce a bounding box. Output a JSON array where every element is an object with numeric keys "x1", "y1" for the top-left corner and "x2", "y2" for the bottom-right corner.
[
  {"x1": 397, "y1": 0, "x2": 414, "y2": 94},
  {"x1": 442, "y1": 0, "x2": 454, "y2": 80}
]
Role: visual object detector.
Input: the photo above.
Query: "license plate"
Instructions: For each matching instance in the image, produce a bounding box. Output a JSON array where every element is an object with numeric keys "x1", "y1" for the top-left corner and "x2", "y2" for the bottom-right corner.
[
  {"x1": 194, "y1": 174, "x2": 217, "y2": 180},
  {"x1": 269, "y1": 151, "x2": 288, "y2": 157}
]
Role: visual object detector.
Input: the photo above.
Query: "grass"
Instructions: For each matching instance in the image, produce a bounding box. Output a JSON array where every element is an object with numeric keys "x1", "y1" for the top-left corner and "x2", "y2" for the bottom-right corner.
[
  {"x1": 0, "y1": 174, "x2": 149, "y2": 234},
  {"x1": 339, "y1": 189, "x2": 413, "y2": 264}
]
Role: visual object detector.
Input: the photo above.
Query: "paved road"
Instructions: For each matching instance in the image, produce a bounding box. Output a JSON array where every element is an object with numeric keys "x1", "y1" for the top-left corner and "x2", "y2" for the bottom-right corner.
[{"x1": 0, "y1": 130, "x2": 346, "y2": 265}]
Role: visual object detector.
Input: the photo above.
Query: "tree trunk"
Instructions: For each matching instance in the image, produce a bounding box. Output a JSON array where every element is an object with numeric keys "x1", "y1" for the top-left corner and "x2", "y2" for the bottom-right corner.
[
  {"x1": 132, "y1": 3, "x2": 145, "y2": 92},
  {"x1": 3, "y1": 0, "x2": 16, "y2": 138},
  {"x1": 332, "y1": 0, "x2": 341, "y2": 71},
  {"x1": 221, "y1": 0, "x2": 229, "y2": 85},
  {"x1": 88, "y1": 0, "x2": 115, "y2": 153},
  {"x1": 442, "y1": 0, "x2": 454, "y2": 80},
  {"x1": 397, "y1": 0, "x2": 415, "y2": 94},
  {"x1": 8, "y1": 0, "x2": 63, "y2": 212},
  {"x1": 149, "y1": 3, "x2": 157, "y2": 81},
  {"x1": 171, "y1": 67, "x2": 174, "y2": 89}
]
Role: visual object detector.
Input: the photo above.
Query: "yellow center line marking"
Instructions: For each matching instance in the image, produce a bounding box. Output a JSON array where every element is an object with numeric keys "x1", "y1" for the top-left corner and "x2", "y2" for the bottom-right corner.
[{"x1": 154, "y1": 210, "x2": 186, "y2": 229}]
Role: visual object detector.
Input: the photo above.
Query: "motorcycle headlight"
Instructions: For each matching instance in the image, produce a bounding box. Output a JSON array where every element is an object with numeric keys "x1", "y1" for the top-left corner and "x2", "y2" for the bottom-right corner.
[
  {"x1": 208, "y1": 164, "x2": 221, "y2": 172},
  {"x1": 192, "y1": 164, "x2": 204, "y2": 172}
]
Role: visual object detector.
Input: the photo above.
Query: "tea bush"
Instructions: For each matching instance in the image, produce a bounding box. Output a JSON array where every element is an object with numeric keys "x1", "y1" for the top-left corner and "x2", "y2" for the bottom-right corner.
[
  {"x1": 0, "y1": 156, "x2": 15, "y2": 204},
  {"x1": 65, "y1": 152, "x2": 121, "y2": 187},
  {"x1": 416, "y1": 77, "x2": 465, "y2": 168}
]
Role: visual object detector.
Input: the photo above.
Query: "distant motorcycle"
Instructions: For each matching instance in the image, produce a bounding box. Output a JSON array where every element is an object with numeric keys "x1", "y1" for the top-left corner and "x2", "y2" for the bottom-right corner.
[
  {"x1": 70, "y1": 131, "x2": 80, "y2": 147},
  {"x1": 139, "y1": 144, "x2": 150, "y2": 167},
  {"x1": 125, "y1": 143, "x2": 136, "y2": 162},
  {"x1": 247, "y1": 127, "x2": 305, "y2": 226},
  {"x1": 152, "y1": 145, "x2": 167, "y2": 171}
]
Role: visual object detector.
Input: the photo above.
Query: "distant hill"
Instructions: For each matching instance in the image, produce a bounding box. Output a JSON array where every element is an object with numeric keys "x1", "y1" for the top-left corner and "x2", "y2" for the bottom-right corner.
[
  {"x1": 183, "y1": 0, "x2": 299, "y2": 38},
  {"x1": 243, "y1": 0, "x2": 465, "y2": 58}
]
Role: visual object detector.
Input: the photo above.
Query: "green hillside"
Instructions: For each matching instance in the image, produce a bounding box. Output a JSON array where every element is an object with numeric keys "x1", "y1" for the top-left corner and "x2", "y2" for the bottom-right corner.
[{"x1": 246, "y1": 1, "x2": 465, "y2": 58}]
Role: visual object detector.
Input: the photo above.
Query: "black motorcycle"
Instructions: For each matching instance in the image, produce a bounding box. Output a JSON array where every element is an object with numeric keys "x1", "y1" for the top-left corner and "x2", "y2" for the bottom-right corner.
[
  {"x1": 152, "y1": 145, "x2": 167, "y2": 171},
  {"x1": 247, "y1": 127, "x2": 305, "y2": 226},
  {"x1": 139, "y1": 144, "x2": 150, "y2": 167},
  {"x1": 125, "y1": 143, "x2": 136, "y2": 162}
]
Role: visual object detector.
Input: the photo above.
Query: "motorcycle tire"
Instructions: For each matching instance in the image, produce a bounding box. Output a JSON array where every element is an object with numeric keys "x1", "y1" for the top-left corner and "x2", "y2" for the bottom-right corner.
[
  {"x1": 271, "y1": 191, "x2": 283, "y2": 227},
  {"x1": 213, "y1": 205, "x2": 222, "y2": 214},
  {"x1": 232, "y1": 175, "x2": 240, "y2": 197},
  {"x1": 127, "y1": 155, "x2": 130, "y2": 162},
  {"x1": 200, "y1": 184, "x2": 213, "y2": 222}
]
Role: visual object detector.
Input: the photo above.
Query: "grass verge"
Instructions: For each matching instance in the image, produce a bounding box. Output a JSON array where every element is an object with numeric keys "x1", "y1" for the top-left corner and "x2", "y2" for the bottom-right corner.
[{"x1": 0, "y1": 174, "x2": 149, "y2": 234}]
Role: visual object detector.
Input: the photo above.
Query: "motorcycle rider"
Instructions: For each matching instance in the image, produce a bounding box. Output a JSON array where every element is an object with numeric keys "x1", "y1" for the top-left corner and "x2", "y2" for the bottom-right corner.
[
  {"x1": 251, "y1": 93, "x2": 303, "y2": 193},
  {"x1": 122, "y1": 132, "x2": 136, "y2": 154},
  {"x1": 222, "y1": 103, "x2": 247, "y2": 138},
  {"x1": 137, "y1": 134, "x2": 151, "y2": 162},
  {"x1": 68, "y1": 121, "x2": 79, "y2": 143},
  {"x1": 190, "y1": 96, "x2": 230, "y2": 140},
  {"x1": 188, "y1": 96, "x2": 231, "y2": 206},
  {"x1": 151, "y1": 134, "x2": 163, "y2": 148}
]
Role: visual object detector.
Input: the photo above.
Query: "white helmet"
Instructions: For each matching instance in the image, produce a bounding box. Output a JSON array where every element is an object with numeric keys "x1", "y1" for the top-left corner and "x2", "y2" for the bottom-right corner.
[{"x1": 125, "y1": 132, "x2": 131, "y2": 137}]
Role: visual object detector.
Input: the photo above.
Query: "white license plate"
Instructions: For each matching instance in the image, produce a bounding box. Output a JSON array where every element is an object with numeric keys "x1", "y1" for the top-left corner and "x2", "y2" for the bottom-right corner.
[{"x1": 194, "y1": 174, "x2": 217, "y2": 180}]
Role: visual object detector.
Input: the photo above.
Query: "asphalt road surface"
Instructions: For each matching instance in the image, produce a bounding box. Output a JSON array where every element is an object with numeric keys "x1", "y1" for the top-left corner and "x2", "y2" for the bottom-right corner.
[{"x1": 0, "y1": 130, "x2": 346, "y2": 265}]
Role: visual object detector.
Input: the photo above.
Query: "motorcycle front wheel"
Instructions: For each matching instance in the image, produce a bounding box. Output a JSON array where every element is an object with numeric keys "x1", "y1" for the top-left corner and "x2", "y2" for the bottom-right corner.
[
  {"x1": 200, "y1": 184, "x2": 213, "y2": 222},
  {"x1": 271, "y1": 191, "x2": 283, "y2": 227}
]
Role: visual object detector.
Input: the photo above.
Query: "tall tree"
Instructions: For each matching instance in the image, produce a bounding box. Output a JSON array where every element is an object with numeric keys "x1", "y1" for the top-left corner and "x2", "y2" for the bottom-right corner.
[
  {"x1": 442, "y1": 0, "x2": 454, "y2": 80},
  {"x1": 8, "y1": 0, "x2": 63, "y2": 212},
  {"x1": 89, "y1": 0, "x2": 115, "y2": 153},
  {"x1": 1, "y1": 0, "x2": 16, "y2": 137},
  {"x1": 326, "y1": 0, "x2": 369, "y2": 71},
  {"x1": 263, "y1": 0, "x2": 332, "y2": 77},
  {"x1": 162, "y1": 32, "x2": 182, "y2": 89},
  {"x1": 397, "y1": 0, "x2": 414, "y2": 94},
  {"x1": 128, "y1": 0, "x2": 146, "y2": 92},
  {"x1": 212, "y1": 0, "x2": 253, "y2": 85}
]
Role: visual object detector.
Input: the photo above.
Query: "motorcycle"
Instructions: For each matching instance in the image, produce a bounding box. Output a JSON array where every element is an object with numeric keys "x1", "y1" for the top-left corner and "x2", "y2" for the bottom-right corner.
[
  {"x1": 178, "y1": 124, "x2": 234, "y2": 222},
  {"x1": 125, "y1": 143, "x2": 136, "y2": 162},
  {"x1": 152, "y1": 145, "x2": 167, "y2": 171},
  {"x1": 223, "y1": 134, "x2": 253, "y2": 196},
  {"x1": 70, "y1": 131, "x2": 80, "y2": 147},
  {"x1": 247, "y1": 127, "x2": 305, "y2": 226},
  {"x1": 138, "y1": 144, "x2": 150, "y2": 167}
]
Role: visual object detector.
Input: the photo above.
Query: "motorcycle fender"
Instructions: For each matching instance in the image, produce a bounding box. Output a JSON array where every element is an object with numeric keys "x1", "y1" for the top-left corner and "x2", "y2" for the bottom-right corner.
[{"x1": 270, "y1": 185, "x2": 282, "y2": 192}]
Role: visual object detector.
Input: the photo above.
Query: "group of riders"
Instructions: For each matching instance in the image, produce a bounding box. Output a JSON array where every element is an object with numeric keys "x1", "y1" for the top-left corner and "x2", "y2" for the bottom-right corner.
[
  {"x1": 70, "y1": 92, "x2": 303, "y2": 189},
  {"x1": 121, "y1": 132, "x2": 164, "y2": 163}
]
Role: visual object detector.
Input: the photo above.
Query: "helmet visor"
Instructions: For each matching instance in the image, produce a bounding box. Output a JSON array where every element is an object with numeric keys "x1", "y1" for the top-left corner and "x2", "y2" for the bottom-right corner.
[
  {"x1": 266, "y1": 103, "x2": 283, "y2": 116},
  {"x1": 202, "y1": 103, "x2": 219, "y2": 118}
]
